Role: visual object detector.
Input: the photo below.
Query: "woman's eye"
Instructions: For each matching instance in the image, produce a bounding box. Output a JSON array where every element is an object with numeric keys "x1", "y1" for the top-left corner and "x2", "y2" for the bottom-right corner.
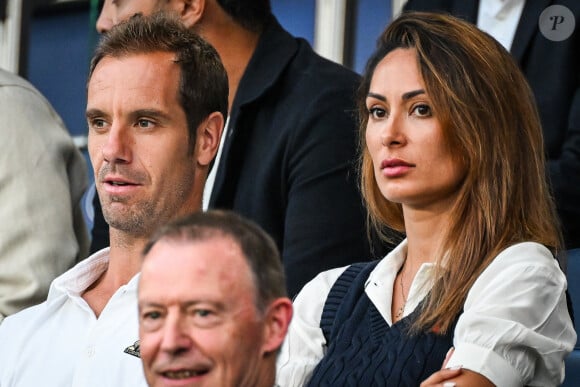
[
  {"x1": 412, "y1": 104, "x2": 432, "y2": 117},
  {"x1": 369, "y1": 107, "x2": 387, "y2": 119}
]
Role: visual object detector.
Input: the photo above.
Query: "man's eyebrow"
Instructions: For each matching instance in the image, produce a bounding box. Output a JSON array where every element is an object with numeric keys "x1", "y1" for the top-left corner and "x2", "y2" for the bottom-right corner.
[
  {"x1": 86, "y1": 108, "x2": 105, "y2": 119},
  {"x1": 138, "y1": 301, "x2": 164, "y2": 310},
  {"x1": 85, "y1": 109, "x2": 172, "y2": 121},
  {"x1": 182, "y1": 300, "x2": 226, "y2": 309},
  {"x1": 129, "y1": 109, "x2": 174, "y2": 124},
  {"x1": 139, "y1": 299, "x2": 226, "y2": 309},
  {"x1": 131, "y1": 109, "x2": 170, "y2": 118}
]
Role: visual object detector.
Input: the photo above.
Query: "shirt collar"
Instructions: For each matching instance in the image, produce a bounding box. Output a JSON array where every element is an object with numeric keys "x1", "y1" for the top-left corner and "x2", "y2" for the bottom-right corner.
[
  {"x1": 365, "y1": 239, "x2": 435, "y2": 325},
  {"x1": 232, "y1": 16, "x2": 299, "y2": 111},
  {"x1": 49, "y1": 247, "x2": 111, "y2": 300},
  {"x1": 481, "y1": 0, "x2": 525, "y2": 19}
]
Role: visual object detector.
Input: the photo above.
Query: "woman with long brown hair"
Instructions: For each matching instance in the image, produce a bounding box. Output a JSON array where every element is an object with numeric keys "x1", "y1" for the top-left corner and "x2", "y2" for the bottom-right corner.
[{"x1": 276, "y1": 12, "x2": 576, "y2": 387}]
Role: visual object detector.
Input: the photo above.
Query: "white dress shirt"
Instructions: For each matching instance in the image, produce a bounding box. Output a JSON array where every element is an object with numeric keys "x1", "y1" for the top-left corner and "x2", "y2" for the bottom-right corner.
[
  {"x1": 477, "y1": 0, "x2": 526, "y2": 50},
  {"x1": 0, "y1": 249, "x2": 147, "y2": 387},
  {"x1": 276, "y1": 240, "x2": 576, "y2": 387}
]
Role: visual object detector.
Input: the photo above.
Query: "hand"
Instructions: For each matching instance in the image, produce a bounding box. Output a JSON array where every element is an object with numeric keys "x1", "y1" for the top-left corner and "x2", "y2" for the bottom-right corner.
[
  {"x1": 420, "y1": 347, "x2": 462, "y2": 387},
  {"x1": 420, "y1": 366, "x2": 462, "y2": 387}
]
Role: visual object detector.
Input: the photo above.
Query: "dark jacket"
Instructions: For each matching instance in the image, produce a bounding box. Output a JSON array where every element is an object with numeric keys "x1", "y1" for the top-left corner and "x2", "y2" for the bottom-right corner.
[{"x1": 209, "y1": 17, "x2": 378, "y2": 296}]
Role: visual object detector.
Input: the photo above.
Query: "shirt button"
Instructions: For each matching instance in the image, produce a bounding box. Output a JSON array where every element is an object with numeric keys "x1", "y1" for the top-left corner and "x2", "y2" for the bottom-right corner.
[{"x1": 86, "y1": 346, "x2": 95, "y2": 358}]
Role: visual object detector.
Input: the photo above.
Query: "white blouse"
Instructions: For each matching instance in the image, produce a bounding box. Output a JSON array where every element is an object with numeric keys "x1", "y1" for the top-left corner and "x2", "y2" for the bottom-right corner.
[{"x1": 276, "y1": 241, "x2": 576, "y2": 387}]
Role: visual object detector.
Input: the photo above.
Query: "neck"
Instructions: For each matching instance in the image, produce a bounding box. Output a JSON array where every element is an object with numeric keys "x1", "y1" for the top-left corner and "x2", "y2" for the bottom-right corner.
[
  {"x1": 237, "y1": 353, "x2": 276, "y2": 387},
  {"x1": 107, "y1": 230, "x2": 146, "y2": 283},
  {"x1": 254, "y1": 361, "x2": 276, "y2": 387},
  {"x1": 81, "y1": 230, "x2": 145, "y2": 317},
  {"x1": 402, "y1": 205, "x2": 452, "y2": 271},
  {"x1": 194, "y1": 5, "x2": 261, "y2": 112}
]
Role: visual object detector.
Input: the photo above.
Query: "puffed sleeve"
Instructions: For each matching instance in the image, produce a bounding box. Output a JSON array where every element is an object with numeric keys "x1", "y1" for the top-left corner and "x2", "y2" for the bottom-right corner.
[{"x1": 447, "y1": 242, "x2": 576, "y2": 387}]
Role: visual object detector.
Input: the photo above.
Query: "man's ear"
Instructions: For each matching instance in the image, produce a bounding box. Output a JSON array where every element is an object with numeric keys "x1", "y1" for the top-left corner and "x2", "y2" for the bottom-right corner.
[
  {"x1": 195, "y1": 111, "x2": 223, "y2": 167},
  {"x1": 261, "y1": 298, "x2": 293, "y2": 355},
  {"x1": 176, "y1": 0, "x2": 204, "y2": 28}
]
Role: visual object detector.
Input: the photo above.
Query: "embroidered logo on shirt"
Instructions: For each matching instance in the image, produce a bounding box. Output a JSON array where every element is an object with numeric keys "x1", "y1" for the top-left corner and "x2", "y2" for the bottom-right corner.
[{"x1": 124, "y1": 340, "x2": 141, "y2": 358}]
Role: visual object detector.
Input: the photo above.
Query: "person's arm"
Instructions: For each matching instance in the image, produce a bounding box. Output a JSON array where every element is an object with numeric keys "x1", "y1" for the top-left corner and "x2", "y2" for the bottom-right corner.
[
  {"x1": 421, "y1": 367, "x2": 494, "y2": 387},
  {"x1": 0, "y1": 78, "x2": 88, "y2": 321},
  {"x1": 420, "y1": 341, "x2": 495, "y2": 387},
  {"x1": 276, "y1": 266, "x2": 346, "y2": 387},
  {"x1": 445, "y1": 243, "x2": 576, "y2": 386}
]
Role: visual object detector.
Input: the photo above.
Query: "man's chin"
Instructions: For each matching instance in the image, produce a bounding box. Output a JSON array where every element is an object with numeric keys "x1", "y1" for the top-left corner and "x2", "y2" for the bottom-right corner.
[
  {"x1": 104, "y1": 214, "x2": 148, "y2": 235},
  {"x1": 150, "y1": 370, "x2": 214, "y2": 387}
]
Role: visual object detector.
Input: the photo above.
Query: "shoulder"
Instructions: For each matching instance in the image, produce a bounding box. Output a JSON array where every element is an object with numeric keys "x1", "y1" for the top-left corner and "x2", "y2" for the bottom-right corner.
[
  {"x1": 259, "y1": 18, "x2": 360, "y2": 88},
  {"x1": 0, "y1": 70, "x2": 68, "y2": 144},
  {"x1": 0, "y1": 300, "x2": 53, "y2": 357},
  {"x1": 450, "y1": 242, "x2": 575, "y2": 385},
  {"x1": 0, "y1": 68, "x2": 34, "y2": 89},
  {"x1": 294, "y1": 265, "x2": 350, "y2": 303},
  {"x1": 0, "y1": 304, "x2": 44, "y2": 380},
  {"x1": 0, "y1": 69, "x2": 50, "y2": 106},
  {"x1": 468, "y1": 242, "x2": 565, "y2": 300},
  {"x1": 485, "y1": 242, "x2": 560, "y2": 274},
  {"x1": 0, "y1": 300, "x2": 49, "y2": 327},
  {"x1": 293, "y1": 261, "x2": 382, "y2": 323},
  {"x1": 290, "y1": 43, "x2": 360, "y2": 90}
]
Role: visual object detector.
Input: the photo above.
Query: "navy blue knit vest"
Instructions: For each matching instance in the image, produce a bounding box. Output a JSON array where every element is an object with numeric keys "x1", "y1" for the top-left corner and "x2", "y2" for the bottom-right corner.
[{"x1": 306, "y1": 261, "x2": 458, "y2": 387}]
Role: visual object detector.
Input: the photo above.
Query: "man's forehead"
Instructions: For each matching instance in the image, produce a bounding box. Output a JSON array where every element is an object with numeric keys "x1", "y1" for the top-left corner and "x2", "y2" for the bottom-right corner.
[
  {"x1": 140, "y1": 238, "x2": 258, "y2": 310},
  {"x1": 87, "y1": 52, "x2": 181, "y2": 106},
  {"x1": 143, "y1": 237, "x2": 252, "y2": 282},
  {"x1": 92, "y1": 52, "x2": 178, "y2": 75}
]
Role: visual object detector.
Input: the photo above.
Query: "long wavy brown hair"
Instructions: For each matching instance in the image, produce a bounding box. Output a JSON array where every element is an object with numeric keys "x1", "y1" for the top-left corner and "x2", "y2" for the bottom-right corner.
[{"x1": 358, "y1": 12, "x2": 562, "y2": 333}]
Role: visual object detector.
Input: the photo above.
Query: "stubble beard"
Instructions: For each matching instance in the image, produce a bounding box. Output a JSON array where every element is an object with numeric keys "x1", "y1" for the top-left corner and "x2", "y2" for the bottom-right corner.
[{"x1": 102, "y1": 195, "x2": 158, "y2": 237}]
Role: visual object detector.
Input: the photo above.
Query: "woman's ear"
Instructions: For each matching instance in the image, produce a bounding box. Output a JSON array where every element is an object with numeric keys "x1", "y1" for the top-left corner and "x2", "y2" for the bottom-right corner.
[
  {"x1": 177, "y1": 0, "x2": 205, "y2": 29},
  {"x1": 195, "y1": 111, "x2": 224, "y2": 167}
]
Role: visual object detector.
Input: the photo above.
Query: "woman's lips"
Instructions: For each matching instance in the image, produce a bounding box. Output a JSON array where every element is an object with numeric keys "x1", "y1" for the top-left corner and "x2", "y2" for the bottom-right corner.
[{"x1": 381, "y1": 158, "x2": 415, "y2": 177}]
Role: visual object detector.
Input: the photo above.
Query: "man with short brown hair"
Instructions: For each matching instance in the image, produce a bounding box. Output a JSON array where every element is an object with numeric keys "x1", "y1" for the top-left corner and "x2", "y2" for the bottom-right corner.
[
  {"x1": 94, "y1": 0, "x2": 378, "y2": 297},
  {"x1": 0, "y1": 13, "x2": 227, "y2": 386}
]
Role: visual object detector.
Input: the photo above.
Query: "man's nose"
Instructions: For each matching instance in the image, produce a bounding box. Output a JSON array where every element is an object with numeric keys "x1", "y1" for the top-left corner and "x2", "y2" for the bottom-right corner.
[
  {"x1": 100, "y1": 125, "x2": 132, "y2": 165},
  {"x1": 160, "y1": 315, "x2": 193, "y2": 355},
  {"x1": 96, "y1": 2, "x2": 114, "y2": 33}
]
